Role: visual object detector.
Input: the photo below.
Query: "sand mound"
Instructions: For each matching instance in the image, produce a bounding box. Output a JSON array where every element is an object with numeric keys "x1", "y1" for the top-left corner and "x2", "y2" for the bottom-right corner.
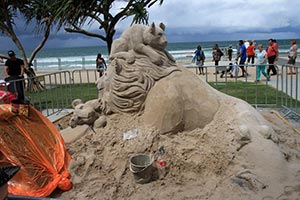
[
  {"x1": 54, "y1": 23, "x2": 300, "y2": 199},
  {"x1": 55, "y1": 82, "x2": 300, "y2": 199}
]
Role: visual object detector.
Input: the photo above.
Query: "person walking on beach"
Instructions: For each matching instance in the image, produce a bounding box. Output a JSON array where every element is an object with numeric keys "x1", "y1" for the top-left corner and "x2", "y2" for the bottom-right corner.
[
  {"x1": 246, "y1": 41, "x2": 255, "y2": 64},
  {"x1": 212, "y1": 44, "x2": 224, "y2": 74},
  {"x1": 236, "y1": 40, "x2": 248, "y2": 77},
  {"x1": 255, "y1": 44, "x2": 270, "y2": 82},
  {"x1": 287, "y1": 39, "x2": 298, "y2": 74},
  {"x1": 227, "y1": 45, "x2": 233, "y2": 61},
  {"x1": 192, "y1": 45, "x2": 205, "y2": 75},
  {"x1": 96, "y1": 53, "x2": 107, "y2": 77},
  {"x1": 266, "y1": 39, "x2": 278, "y2": 76},
  {"x1": 4, "y1": 50, "x2": 25, "y2": 101}
]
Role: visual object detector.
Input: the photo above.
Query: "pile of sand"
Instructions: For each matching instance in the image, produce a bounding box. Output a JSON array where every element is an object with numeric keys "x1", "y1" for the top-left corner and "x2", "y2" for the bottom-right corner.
[{"x1": 53, "y1": 88, "x2": 300, "y2": 200}]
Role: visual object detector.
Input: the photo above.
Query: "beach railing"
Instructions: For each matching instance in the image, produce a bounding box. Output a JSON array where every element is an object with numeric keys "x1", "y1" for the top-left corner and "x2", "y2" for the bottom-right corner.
[
  {"x1": 184, "y1": 63, "x2": 300, "y2": 118},
  {"x1": 26, "y1": 70, "x2": 99, "y2": 117},
  {"x1": 279, "y1": 64, "x2": 300, "y2": 119},
  {"x1": 1, "y1": 64, "x2": 299, "y2": 121}
]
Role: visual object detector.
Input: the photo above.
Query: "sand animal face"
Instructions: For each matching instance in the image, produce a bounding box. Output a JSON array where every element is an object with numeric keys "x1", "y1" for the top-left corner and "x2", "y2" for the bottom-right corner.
[
  {"x1": 109, "y1": 22, "x2": 174, "y2": 66},
  {"x1": 143, "y1": 22, "x2": 167, "y2": 51},
  {"x1": 69, "y1": 99, "x2": 100, "y2": 128}
]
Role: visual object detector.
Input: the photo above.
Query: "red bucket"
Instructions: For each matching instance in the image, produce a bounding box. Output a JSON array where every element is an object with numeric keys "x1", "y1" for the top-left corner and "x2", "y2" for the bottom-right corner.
[{"x1": 11, "y1": 99, "x2": 30, "y2": 117}]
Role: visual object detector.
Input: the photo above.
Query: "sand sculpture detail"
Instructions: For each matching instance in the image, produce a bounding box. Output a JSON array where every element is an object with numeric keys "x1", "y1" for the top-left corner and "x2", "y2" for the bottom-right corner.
[
  {"x1": 70, "y1": 22, "x2": 219, "y2": 133},
  {"x1": 63, "y1": 23, "x2": 300, "y2": 199}
]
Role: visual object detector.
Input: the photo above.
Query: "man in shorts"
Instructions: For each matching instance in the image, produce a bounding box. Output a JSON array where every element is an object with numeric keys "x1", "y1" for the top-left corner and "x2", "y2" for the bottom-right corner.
[
  {"x1": 236, "y1": 40, "x2": 248, "y2": 77},
  {"x1": 287, "y1": 39, "x2": 298, "y2": 74}
]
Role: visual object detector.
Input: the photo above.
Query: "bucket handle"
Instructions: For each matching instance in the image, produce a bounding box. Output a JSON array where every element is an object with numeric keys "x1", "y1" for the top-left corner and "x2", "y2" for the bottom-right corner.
[{"x1": 129, "y1": 154, "x2": 154, "y2": 174}]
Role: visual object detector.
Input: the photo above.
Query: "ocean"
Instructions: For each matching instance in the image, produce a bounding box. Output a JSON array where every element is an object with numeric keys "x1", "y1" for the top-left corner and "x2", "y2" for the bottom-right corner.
[{"x1": 3, "y1": 39, "x2": 296, "y2": 70}]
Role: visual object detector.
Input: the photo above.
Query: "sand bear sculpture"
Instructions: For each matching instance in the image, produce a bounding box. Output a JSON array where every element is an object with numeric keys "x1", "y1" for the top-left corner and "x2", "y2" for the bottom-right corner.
[
  {"x1": 109, "y1": 22, "x2": 176, "y2": 66},
  {"x1": 70, "y1": 22, "x2": 220, "y2": 133}
]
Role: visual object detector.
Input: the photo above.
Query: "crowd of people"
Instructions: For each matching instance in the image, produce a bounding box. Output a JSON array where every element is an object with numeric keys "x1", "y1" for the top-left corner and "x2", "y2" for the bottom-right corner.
[{"x1": 192, "y1": 38, "x2": 298, "y2": 82}]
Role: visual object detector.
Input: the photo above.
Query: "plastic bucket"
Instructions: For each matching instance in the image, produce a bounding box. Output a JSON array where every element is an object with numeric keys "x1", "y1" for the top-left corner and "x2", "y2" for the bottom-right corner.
[{"x1": 129, "y1": 154, "x2": 153, "y2": 184}]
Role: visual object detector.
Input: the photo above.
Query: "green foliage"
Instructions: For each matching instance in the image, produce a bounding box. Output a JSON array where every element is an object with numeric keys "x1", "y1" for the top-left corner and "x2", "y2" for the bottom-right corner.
[
  {"x1": 54, "y1": 0, "x2": 164, "y2": 53},
  {"x1": 0, "y1": 0, "x2": 57, "y2": 67}
]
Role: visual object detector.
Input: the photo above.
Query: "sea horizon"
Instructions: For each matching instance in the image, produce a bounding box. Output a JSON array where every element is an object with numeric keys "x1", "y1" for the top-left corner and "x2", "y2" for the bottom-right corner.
[{"x1": 1, "y1": 39, "x2": 298, "y2": 70}]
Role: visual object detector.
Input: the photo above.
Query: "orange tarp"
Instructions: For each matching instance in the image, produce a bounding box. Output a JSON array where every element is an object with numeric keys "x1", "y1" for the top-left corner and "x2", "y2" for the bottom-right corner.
[{"x1": 0, "y1": 104, "x2": 72, "y2": 197}]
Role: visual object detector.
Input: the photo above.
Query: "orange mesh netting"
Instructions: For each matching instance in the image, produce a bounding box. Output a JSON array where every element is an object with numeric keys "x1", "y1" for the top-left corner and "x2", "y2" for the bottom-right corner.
[{"x1": 0, "y1": 104, "x2": 72, "y2": 197}]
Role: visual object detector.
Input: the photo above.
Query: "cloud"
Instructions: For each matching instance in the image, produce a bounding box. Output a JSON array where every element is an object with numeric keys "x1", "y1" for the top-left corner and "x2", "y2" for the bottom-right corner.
[
  {"x1": 145, "y1": 0, "x2": 300, "y2": 39},
  {"x1": 1, "y1": 0, "x2": 300, "y2": 50}
]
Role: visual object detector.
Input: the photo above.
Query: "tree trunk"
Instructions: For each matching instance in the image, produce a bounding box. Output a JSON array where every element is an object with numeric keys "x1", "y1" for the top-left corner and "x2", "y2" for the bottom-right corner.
[{"x1": 106, "y1": 36, "x2": 113, "y2": 55}]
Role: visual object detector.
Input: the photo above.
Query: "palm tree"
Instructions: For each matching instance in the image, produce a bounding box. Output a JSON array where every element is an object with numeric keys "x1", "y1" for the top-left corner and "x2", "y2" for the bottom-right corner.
[
  {"x1": 55, "y1": 0, "x2": 164, "y2": 54},
  {"x1": 0, "y1": 0, "x2": 59, "y2": 92}
]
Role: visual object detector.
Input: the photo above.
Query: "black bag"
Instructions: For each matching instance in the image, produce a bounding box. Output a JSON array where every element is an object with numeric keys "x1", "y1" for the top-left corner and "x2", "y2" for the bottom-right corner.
[{"x1": 219, "y1": 50, "x2": 224, "y2": 57}]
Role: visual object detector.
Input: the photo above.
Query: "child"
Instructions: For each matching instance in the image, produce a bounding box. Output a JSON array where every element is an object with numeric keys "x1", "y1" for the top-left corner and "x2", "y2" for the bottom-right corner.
[
  {"x1": 220, "y1": 61, "x2": 239, "y2": 78},
  {"x1": 96, "y1": 53, "x2": 107, "y2": 77},
  {"x1": 192, "y1": 45, "x2": 205, "y2": 75},
  {"x1": 220, "y1": 62, "x2": 234, "y2": 78}
]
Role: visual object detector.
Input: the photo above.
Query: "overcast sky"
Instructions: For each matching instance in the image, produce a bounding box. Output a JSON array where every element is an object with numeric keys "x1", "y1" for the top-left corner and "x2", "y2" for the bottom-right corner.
[{"x1": 1, "y1": 0, "x2": 300, "y2": 50}]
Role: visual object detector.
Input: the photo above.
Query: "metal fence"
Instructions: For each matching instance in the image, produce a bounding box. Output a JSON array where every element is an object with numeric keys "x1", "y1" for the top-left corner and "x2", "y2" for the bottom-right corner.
[
  {"x1": 1, "y1": 70, "x2": 99, "y2": 117},
  {"x1": 1, "y1": 64, "x2": 299, "y2": 120},
  {"x1": 185, "y1": 63, "x2": 300, "y2": 119}
]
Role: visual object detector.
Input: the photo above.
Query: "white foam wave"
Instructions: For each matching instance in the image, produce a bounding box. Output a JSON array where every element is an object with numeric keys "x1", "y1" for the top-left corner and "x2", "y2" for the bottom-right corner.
[{"x1": 34, "y1": 48, "x2": 289, "y2": 70}]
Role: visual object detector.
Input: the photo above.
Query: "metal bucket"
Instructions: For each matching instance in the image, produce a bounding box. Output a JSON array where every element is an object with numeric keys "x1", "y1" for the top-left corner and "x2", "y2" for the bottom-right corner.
[{"x1": 129, "y1": 154, "x2": 153, "y2": 184}]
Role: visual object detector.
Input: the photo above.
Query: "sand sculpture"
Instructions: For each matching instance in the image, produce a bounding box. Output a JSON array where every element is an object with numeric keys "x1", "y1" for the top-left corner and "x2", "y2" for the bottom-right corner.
[
  {"x1": 70, "y1": 22, "x2": 219, "y2": 133},
  {"x1": 63, "y1": 23, "x2": 300, "y2": 199}
]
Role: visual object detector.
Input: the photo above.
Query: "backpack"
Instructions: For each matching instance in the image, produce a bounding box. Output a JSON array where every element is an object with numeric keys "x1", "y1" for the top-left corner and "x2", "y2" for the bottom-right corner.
[
  {"x1": 219, "y1": 49, "x2": 224, "y2": 57},
  {"x1": 196, "y1": 50, "x2": 205, "y2": 61}
]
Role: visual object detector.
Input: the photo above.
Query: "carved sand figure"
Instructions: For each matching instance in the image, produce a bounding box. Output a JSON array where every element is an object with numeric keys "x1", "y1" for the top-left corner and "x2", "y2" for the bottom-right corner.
[
  {"x1": 69, "y1": 99, "x2": 107, "y2": 129},
  {"x1": 109, "y1": 22, "x2": 176, "y2": 66},
  {"x1": 62, "y1": 23, "x2": 300, "y2": 199}
]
